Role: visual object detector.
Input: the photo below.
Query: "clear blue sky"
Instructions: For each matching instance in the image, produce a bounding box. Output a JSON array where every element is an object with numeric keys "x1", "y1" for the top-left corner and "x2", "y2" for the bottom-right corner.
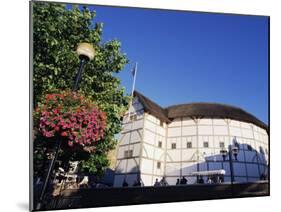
[{"x1": 74, "y1": 4, "x2": 269, "y2": 124}]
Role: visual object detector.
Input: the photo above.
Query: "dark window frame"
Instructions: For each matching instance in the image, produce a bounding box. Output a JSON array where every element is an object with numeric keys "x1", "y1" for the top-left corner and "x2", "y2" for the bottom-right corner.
[
  {"x1": 157, "y1": 161, "x2": 161, "y2": 169},
  {"x1": 130, "y1": 114, "x2": 137, "y2": 121},
  {"x1": 186, "y1": 142, "x2": 192, "y2": 148},
  {"x1": 203, "y1": 141, "x2": 209, "y2": 148},
  {"x1": 219, "y1": 142, "x2": 225, "y2": 148}
]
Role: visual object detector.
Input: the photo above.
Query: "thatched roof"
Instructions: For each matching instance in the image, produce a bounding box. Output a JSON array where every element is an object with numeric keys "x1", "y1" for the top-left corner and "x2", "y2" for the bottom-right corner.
[
  {"x1": 134, "y1": 91, "x2": 170, "y2": 122},
  {"x1": 134, "y1": 91, "x2": 268, "y2": 131}
]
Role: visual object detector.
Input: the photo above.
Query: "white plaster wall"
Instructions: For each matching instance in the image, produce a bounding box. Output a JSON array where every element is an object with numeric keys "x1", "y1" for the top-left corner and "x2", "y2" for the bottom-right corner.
[
  {"x1": 115, "y1": 160, "x2": 127, "y2": 174},
  {"x1": 166, "y1": 150, "x2": 181, "y2": 162},
  {"x1": 118, "y1": 133, "x2": 130, "y2": 146},
  {"x1": 141, "y1": 158, "x2": 154, "y2": 174},
  {"x1": 182, "y1": 126, "x2": 197, "y2": 136},
  {"x1": 198, "y1": 125, "x2": 213, "y2": 135},
  {"x1": 115, "y1": 109, "x2": 268, "y2": 186},
  {"x1": 143, "y1": 129, "x2": 155, "y2": 146},
  {"x1": 213, "y1": 125, "x2": 228, "y2": 135},
  {"x1": 166, "y1": 163, "x2": 181, "y2": 176},
  {"x1": 154, "y1": 148, "x2": 165, "y2": 161},
  {"x1": 141, "y1": 174, "x2": 152, "y2": 186},
  {"x1": 229, "y1": 120, "x2": 241, "y2": 127},
  {"x1": 117, "y1": 146, "x2": 128, "y2": 159},
  {"x1": 168, "y1": 127, "x2": 181, "y2": 137},
  {"x1": 182, "y1": 117, "x2": 196, "y2": 126},
  {"x1": 154, "y1": 161, "x2": 165, "y2": 176},
  {"x1": 142, "y1": 143, "x2": 154, "y2": 159},
  {"x1": 126, "y1": 159, "x2": 139, "y2": 173},
  {"x1": 130, "y1": 130, "x2": 142, "y2": 144}
]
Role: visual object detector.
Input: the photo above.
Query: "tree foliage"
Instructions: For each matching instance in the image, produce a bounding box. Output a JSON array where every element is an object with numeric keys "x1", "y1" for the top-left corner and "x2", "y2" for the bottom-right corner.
[{"x1": 33, "y1": 2, "x2": 129, "y2": 178}]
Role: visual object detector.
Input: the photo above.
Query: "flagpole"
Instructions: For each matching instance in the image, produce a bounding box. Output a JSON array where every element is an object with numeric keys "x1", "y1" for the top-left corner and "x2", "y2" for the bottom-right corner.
[{"x1": 127, "y1": 62, "x2": 138, "y2": 122}]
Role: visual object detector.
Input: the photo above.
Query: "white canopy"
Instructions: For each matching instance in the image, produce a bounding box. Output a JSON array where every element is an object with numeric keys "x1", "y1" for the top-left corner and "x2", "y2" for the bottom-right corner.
[{"x1": 188, "y1": 169, "x2": 226, "y2": 176}]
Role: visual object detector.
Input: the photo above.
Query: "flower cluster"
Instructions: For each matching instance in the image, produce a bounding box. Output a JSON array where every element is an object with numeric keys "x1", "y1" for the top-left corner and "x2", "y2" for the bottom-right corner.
[{"x1": 34, "y1": 91, "x2": 106, "y2": 147}]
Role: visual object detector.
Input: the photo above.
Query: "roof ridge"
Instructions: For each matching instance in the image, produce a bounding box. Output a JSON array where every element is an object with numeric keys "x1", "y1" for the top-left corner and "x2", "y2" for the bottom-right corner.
[{"x1": 133, "y1": 90, "x2": 267, "y2": 131}]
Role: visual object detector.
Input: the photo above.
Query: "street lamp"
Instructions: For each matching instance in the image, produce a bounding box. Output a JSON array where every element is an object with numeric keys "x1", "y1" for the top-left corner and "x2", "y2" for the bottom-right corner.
[
  {"x1": 220, "y1": 140, "x2": 239, "y2": 196},
  {"x1": 73, "y1": 42, "x2": 95, "y2": 91},
  {"x1": 36, "y1": 42, "x2": 95, "y2": 210}
]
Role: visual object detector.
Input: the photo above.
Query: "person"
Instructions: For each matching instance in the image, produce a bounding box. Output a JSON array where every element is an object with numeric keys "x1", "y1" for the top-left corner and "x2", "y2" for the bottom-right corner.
[
  {"x1": 154, "y1": 178, "x2": 161, "y2": 186},
  {"x1": 219, "y1": 176, "x2": 224, "y2": 183},
  {"x1": 207, "y1": 177, "x2": 212, "y2": 184},
  {"x1": 160, "y1": 176, "x2": 168, "y2": 186},
  {"x1": 181, "y1": 176, "x2": 187, "y2": 185},
  {"x1": 198, "y1": 176, "x2": 204, "y2": 184},
  {"x1": 176, "y1": 178, "x2": 180, "y2": 185},
  {"x1": 133, "y1": 180, "x2": 141, "y2": 187},
  {"x1": 122, "y1": 179, "x2": 128, "y2": 187}
]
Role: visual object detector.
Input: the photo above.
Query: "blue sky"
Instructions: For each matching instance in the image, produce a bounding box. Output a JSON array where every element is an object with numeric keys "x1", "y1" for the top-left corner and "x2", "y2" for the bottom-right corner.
[{"x1": 76, "y1": 5, "x2": 269, "y2": 124}]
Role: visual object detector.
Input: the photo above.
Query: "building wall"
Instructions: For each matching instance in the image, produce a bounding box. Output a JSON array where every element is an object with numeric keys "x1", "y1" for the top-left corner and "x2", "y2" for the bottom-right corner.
[
  {"x1": 140, "y1": 113, "x2": 167, "y2": 186},
  {"x1": 165, "y1": 117, "x2": 269, "y2": 185},
  {"x1": 114, "y1": 98, "x2": 269, "y2": 187},
  {"x1": 113, "y1": 97, "x2": 144, "y2": 187}
]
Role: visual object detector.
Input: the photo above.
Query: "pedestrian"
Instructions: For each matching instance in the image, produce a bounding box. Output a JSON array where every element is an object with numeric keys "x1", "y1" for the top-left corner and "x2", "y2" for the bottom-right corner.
[
  {"x1": 133, "y1": 180, "x2": 141, "y2": 187},
  {"x1": 154, "y1": 178, "x2": 161, "y2": 186},
  {"x1": 160, "y1": 176, "x2": 168, "y2": 186},
  {"x1": 122, "y1": 179, "x2": 128, "y2": 187},
  {"x1": 198, "y1": 176, "x2": 204, "y2": 184},
  {"x1": 176, "y1": 178, "x2": 180, "y2": 185},
  {"x1": 181, "y1": 176, "x2": 187, "y2": 184}
]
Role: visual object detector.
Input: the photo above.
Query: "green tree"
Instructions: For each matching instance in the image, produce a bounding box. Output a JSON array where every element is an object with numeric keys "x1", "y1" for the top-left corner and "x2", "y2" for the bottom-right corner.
[{"x1": 33, "y1": 2, "x2": 130, "y2": 178}]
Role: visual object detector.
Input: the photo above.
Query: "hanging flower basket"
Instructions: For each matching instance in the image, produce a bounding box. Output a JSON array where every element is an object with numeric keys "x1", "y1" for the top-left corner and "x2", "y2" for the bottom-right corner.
[{"x1": 34, "y1": 90, "x2": 106, "y2": 148}]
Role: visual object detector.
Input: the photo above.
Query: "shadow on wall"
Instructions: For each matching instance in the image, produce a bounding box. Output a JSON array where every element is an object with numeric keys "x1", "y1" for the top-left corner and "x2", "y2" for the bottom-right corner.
[
  {"x1": 115, "y1": 140, "x2": 268, "y2": 187},
  {"x1": 165, "y1": 139, "x2": 268, "y2": 185}
]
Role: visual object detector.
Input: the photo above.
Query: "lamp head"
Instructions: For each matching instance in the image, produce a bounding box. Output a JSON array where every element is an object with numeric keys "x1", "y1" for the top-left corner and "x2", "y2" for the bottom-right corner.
[{"x1": 76, "y1": 42, "x2": 95, "y2": 61}]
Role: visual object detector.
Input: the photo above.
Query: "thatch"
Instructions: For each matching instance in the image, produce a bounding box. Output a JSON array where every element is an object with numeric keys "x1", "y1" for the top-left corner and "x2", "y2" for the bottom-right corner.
[
  {"x1": 134, "y1": 91, "x2": 170, "y2": 123},
  {"x1": 134, "y1": 91, "x2": 268, "y2": 131}
]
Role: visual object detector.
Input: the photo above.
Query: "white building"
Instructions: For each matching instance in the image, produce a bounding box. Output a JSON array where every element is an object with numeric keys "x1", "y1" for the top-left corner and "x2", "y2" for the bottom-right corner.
[{"x1": 113, "y1": 91, "x2": 269, "y2": 187}]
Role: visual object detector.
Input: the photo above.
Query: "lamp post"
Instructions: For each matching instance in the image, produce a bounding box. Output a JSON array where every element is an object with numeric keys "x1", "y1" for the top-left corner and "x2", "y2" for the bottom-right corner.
[
  {"x1": 73, "y1": 43, "x2": 95, "y2": 91},
  {"x1": 220, "y1": 142, "x2": 239, "y2": 196},
  {"x1": 36, "y1": 42, "x2": 95, "y2": 210}
]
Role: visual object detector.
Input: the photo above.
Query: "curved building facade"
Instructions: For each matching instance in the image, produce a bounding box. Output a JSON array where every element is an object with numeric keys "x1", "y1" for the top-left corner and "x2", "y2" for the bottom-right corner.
[{"x1": 113, "y1": 91, "x2": 268, "y2": 187}]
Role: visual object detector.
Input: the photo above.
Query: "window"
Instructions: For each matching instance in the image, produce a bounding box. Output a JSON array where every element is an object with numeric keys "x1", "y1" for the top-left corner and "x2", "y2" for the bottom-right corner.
[
  {"x1": 187, "y1": 142, "x2": 192, "y2": 148},
  {"x1": 247, "y1": 144, "x2": 253, "y2": 151},
  {"x1": 158, "y1": 141, "x2": 162, "y2": 148},
  {"x1": 124, "y1": 150, "x2": 133, "y2": 158},
  {"x1": 130, "y1": 115, "x2": 137, "y2": 121},
  {"x1": 160, "y1": 121, "x2": 164, "y2": 127},
  {"x1": 171, "y1": 143, "x2": 176, "y2": 149},
  {"x1": 219, "y1": 142, "x2": 225, "y2": 148},
  {"x1": 157, "y1": 161, "x2": 161, "y2": 169},
  {"x1": 203, "y1": 142, "x2": 209, "y2": 148}
]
